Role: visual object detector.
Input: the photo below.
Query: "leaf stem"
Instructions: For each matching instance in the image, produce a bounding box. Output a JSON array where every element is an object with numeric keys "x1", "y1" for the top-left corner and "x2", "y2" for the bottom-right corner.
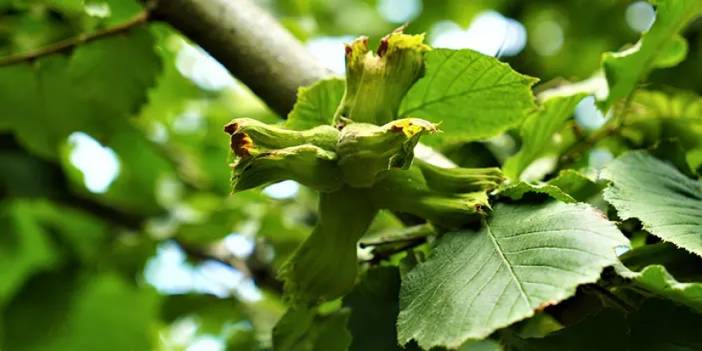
[
  {"x1": 359, "y1": 223, "x2": 436, "y2": 264},
  {"x1": 362, "y1": 238, "x2": 428, "y2": 264},
  {"x1": 557, "y1": 94, "x2": 634, "y2": 167},
  {"x1": 0, "y1": 11, "x2": 150, "y2": 67},
  {"x1": 558, "y1": 125, "x2": 619, "y2": 166},
  {"x1": 359, "y1": 223, "x2": 435, "y2": 248},
  {"x1": 583, "y1": 284, "x2": 636, "y2": 313}
]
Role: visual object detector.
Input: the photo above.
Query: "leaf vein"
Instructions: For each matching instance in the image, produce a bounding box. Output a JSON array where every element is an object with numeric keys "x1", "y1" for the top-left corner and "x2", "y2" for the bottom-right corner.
[{"x1": 485, "y1": 221, "x2": 531, "y2": 308}]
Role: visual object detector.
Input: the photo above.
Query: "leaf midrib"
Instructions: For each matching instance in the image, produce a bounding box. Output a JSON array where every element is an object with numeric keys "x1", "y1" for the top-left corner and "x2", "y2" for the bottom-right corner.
[
  {"x1": 401, "y1": 80, "x2": 524, "y2": 115},
  {"x1": 484, "y1": 220, "x2": 531, "y2": 308}
]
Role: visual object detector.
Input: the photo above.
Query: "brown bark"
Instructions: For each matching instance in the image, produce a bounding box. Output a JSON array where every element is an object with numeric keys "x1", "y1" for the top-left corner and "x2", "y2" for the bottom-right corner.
[{"x1": 146, "y1": 0, "x2": 332, "y2": 116}]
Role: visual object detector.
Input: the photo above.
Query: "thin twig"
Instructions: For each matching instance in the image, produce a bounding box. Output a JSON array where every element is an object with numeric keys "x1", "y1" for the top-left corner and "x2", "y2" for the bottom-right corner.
[
  {"x1": 362, "y1": 238, "x2": 428, "y2": 264},
  {"x1": 174, "y1": 238, "x2": 252, "y2": 276},
  {"x1": 173, "y1": 238, "x2": 284, "y2": 293},
  {"x1": 0, "y1": 11, "x2": 149, "y2": 67},
  {"x1": 359, "y1": 223, "x2": 435, "y2": 248},
  {"x1": 359, "y1": 224, "x2": 436, "y2": 263},
  {"x1": 583, "y1": 284, "x2": 636, "y2": 312},
  {"x1": 359, "y1": 232, "x2": 431, "y2": 248},
  {"x1": 558, "y1": 95, "x2": 634, "y2": 167},
  {"x1": 558, "y1": 125, "x2": 619, "y2": 165}
]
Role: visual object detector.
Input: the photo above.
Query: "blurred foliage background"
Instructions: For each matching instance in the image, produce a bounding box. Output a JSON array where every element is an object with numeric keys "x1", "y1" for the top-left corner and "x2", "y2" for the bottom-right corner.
[{"x1": 0, "y1": 0, "x2": 700, "y2": 350}]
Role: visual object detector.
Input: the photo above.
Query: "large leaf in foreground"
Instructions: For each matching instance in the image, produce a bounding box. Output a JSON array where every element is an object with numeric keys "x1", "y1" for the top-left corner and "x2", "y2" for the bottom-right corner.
[
  {"x1": 601, "y1": 151, "x2": 702, "y2": 256},
  {"x1": 601, "y1": 0, "x2": 702, "y2": 109},
  {"x1": 397, "y1": 202, "x2": 628, "y2": 349},
  {"x1": 399, "y1": 49, "x2": 537, "y2": 145}
]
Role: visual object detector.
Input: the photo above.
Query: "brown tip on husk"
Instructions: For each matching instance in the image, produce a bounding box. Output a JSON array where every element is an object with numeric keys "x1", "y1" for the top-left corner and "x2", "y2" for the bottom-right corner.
[
  {"x1": 377, "y1": 37, "x2": 389, "y2": 57},
  {"x1": 224, "y1": 122, "x2": 239, "y2": 135},
  {"x1": 230, "y1": 132, "x2": 254, "y2": 158}
]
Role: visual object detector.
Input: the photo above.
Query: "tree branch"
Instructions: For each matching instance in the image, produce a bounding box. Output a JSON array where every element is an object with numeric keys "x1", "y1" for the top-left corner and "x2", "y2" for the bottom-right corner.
[
  {"x1": 174, "y1": 238, "x2": 283, "y2": 293},
  {"x1": 146, "y1": 0, "x2": 332, "y2": 116},
  {"x1": 0, "y1": 11, "x2": 150, "y2": 67}
]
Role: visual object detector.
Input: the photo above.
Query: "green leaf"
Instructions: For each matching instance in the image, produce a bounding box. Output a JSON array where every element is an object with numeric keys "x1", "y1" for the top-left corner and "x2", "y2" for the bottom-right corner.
[
  {"x1": 1, "y1": 56, "x2": 88, "y2": 157},
  {"x1": 518, "y1": 299, "x2": 702, "y2": 350},
  {"x1": 600, "y1": 151, "x2": 702, "y2": 256},
  {"x1": 516, "y1": 313, "x2": 563, "y2": 339},
  {"x1": 547, "y1": 170, "x2": 604, "y2": 203},
  {"x1": 618, "y1": 242, "x2": 702, "y2": 281},
  {"x1": 160, "y1": 294, "x2": 258, "y2": 348},
  {"x1": 161, "y1": 294, "x2": 246, "y2": 325},
  {"x1": 47, "y1": 274, "x2": 159, "y2": 351},
  {"x1": 629, "y1": 298, "x2": 702, "y2": 351},
  {"x1": 0, "y1": 201, "x2": 58, "y2": 307},
  {"x1": 175, "y1": 192, "x2": 269, "y2": 246},
  {"x1": 498, "y1": 182, "x2": 576, "y2": 203},
  {"x1": 68, "y1": 26, "x2": 161, "y2": 118},
  {"x1": 0, "y1": 199, "x2": 110, "y2": 307},
  {"x1": 272, "y1": 307, "x2": 351, "y2": 351},
  {"x1": 47, "y1": 0, "x2": 83, "y2": 13},
  {"x1": 99, "y1": 0, "x2": 144, "y2": 26},
  {"x1": 498, "y1": 170, "x2": 601, "y2": 204},
  {"x1": 519, "y1": 309, "x2": 628, "y2": 351},
  {"x1": 622, "y1": 90, "x2": 702, "y2": 153},
  {"x1": 399, "y1": 49, "x2": 537, "y2": 145},
  {"x1": 343, "y1": 267, "x2": 418, "y2": 351},
  {"x1": 2, "y1": 270, "x2": 81, "y2": 350},
  {"x1": 459, "y1": 339, "x2": 504, "y2": 351},
  {"x1": 0, "y1": 151, "x2": 60, "y2": 197},
  {"x1": 0, "y1": 27, "x2": 160, "y2": 158},
  {"x1": 0, "y1": 65, "x2": 36, "y2": 131},
  {"x1": 29, "y1": 201, "x2": 108, "y2": 263},
  {"x1": 630, "y1": 89, "x2": 702, "y2": 123},
  {"x1": 286, "y1": 77, "x2": 345, "y2": 130},
  {"x1": 689, "y1": 147, "x2": 702, "y2": 175},
  {"x1": 618, "y1": 264, "x2": 702, "y2": 313},
  {"x1": 601, "y1": 0, "x2": 702, "y2": 109},
  {"x1": 397, "y1": 202, "x2": 628, "y2": 349},
  {"x1": 3, "y1": 273, "x2": 159, "y2": 351},
  {"x1": 503, "y1": 94, "x2": 586, "y2": 179}
]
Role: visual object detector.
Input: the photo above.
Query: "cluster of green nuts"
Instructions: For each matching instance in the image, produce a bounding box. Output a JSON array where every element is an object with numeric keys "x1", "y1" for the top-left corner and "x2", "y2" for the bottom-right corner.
[{"x1": 225, "y1": 30, "x2": 503, "y2": 305}]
